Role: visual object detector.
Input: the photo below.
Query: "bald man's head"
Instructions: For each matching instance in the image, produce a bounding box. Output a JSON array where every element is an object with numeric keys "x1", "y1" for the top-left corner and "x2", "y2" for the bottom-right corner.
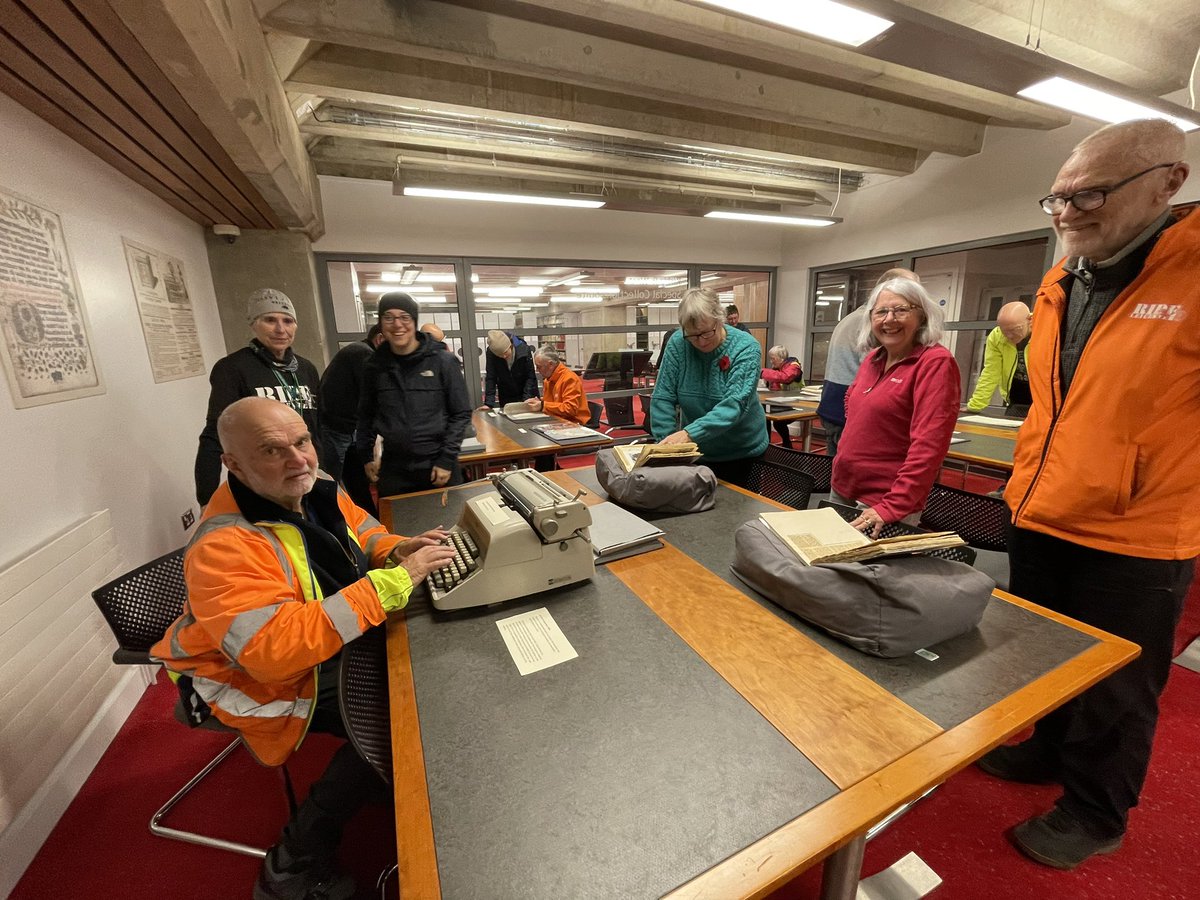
[
  {"x1": 218, "y1": 397, "x2": 317, "y2": 511},
  {"x1": 996, "y1": 301, "x2": 1032, "y2": 344},
  {"x1": 876, "y1": 268, "x2": 920, "y2": 286}
]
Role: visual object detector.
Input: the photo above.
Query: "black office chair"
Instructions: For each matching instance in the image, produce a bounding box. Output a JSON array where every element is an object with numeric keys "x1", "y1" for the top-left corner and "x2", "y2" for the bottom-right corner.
[
  {"x1": 338, "y1": 625, "x2": 398, "y2": 899},
  {"x1": 762, "y1": 445, "x2": 834, "y2": 493},
  {"x1": 745, "y1": 460, "x2": 816, "y2": 510},
  {"x1": 586, "y1": 400, "x2": 604, "y2": 431},
  {"x1": 919, "y1": 483, "x2": 1010, "y2": 552},
  {"x1": 817, "y1": 501, "x2": 977, "y2": 565},
  {"x1": 91, "y1": 549, "x2": 277, "y2": 859}
]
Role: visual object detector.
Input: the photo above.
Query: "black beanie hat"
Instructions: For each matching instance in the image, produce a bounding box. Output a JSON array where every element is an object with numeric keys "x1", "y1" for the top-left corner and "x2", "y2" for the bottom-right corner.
[{"x1": 377, "y1": 292, "x2": 419, "y2": 325}]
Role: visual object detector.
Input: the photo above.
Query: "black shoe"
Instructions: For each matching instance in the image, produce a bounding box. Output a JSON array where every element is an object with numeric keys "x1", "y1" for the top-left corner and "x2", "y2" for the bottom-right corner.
[
  {"x1": 977, "y1": 742, "x2": 1058, "y2": 784},
  {"x1": 253, "y1": 846, "x2": 356, "y2": 900},
  {"x1": 1011, "y1": 807, "x2": 1122, "y2": 870}
]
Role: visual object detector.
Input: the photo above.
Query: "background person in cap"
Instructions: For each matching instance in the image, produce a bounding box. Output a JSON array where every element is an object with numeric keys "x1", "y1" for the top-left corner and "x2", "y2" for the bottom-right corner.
[
  {"x1": 194, "y1": 287, "x2": 324, "y2": 506},
  {"x1": 481, "y1": 329, "x2": 538, "y2": 408},
  {"x1": 356, "y1": 292, "x2": 472, "y2": 496}
]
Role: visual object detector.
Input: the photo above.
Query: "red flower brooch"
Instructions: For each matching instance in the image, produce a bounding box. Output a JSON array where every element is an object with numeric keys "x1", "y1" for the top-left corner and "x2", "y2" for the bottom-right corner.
[{"x1": 718, "y1": 355, "x2": 730, "y2": 371}]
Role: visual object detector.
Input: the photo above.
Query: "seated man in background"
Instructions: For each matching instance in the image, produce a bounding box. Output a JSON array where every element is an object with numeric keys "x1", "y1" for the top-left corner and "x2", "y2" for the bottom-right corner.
[
  {"x1": 526, "y1": 344, "x2": 590, "y2": 424},
  {"x1": 153, "y1": 397, "x2": 455, "y2": 900},
  {"x1": 761, "y1": 344, "x2": 804, "y2": 448},
  {"x1": 964, "y1": 301, "x2": 1033, "y2": 415},
  {"x1": 419, "y1": 322, "x2": 450, "y2": 352},
  {"x1": 482, "y1": 329, "x2": 539, "y2": 407},
  {"x1": 725, "y1": 304, "x2": 750, "y2": 332}
]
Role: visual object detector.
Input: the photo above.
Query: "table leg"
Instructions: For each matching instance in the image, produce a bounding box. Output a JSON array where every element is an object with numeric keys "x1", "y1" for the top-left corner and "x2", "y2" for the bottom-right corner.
[
  {"x1": 802, "y1": 421, "x2": 813, "y2": 452},
  {"x1": 819, "y1": 834, "x2": 865, "y2": 900}
]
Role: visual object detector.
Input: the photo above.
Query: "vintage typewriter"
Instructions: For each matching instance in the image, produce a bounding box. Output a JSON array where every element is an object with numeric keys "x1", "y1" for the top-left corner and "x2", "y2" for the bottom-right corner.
[{"x1": 427, "y1": 468, "x2": 595, "y2": 611}]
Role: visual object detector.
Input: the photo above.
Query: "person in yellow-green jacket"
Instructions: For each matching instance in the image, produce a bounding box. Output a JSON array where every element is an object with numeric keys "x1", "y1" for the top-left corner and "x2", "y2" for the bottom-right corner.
[
  {"x1": 964, "y1": 301, "x2": 1032, "y2": 414},
  {"x1": 152, "y1": 396, "x2": 455, "y2": 900}
]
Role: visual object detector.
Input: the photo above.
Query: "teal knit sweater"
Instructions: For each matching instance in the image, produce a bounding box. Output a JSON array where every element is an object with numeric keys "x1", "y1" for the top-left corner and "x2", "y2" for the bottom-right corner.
[{"x1": 649, "y1": 326, "x2": 768, "y2": 461}]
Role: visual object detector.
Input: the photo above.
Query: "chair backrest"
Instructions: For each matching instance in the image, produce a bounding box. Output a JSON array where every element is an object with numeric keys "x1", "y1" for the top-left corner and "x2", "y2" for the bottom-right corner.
[
  {"x1": 338, "y1": 625, "x2": 392, "y2": 785},
  {"x1": 918, "y1": 483, "x2": 1010, "y2": 552},
  {"x1": 762, "y1": 445, "x2": 833, "y2": 492},
  {"x1": 637, "y1": 393, "x2": 651, "y2": 430},
  {"x1": 91, "y1": 548, "x2": 187, "y2": 665},
  {"x1": 745, "y1": 461, "x2": 816, "y2": 510},
  {"x1": 817, "y1": 501, "x2": 977, "y2": 565},
  {"x1": 586, "y1": 400, "x2": 602, "y2": 430}
]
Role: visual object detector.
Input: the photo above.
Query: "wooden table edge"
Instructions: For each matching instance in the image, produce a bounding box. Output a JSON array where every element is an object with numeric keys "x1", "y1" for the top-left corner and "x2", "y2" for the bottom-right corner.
[{"x1": 666, "y1": 622, "x2": 1139, "y2": 899}]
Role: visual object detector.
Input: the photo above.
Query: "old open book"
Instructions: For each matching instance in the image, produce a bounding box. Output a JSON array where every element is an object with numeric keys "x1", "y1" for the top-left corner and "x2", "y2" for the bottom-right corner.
[
  {"x1": 613, "y1": 441, "x2": 701, "y2": 473},
  {"x1": 759, "y1": 507, "x2": 966, "y2": 566}
]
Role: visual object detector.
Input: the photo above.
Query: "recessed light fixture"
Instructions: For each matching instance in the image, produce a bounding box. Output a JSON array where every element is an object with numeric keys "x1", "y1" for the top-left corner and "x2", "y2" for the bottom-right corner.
[
  {"x1": 704, "y1": 210, "x2": 841, "y2": 227},
  {"x1": 403, "y1": 186, "x2": 607, "y2": 208},
  {"x1": 416, "y1": 273, "x2": 458, "y2": 283},
  {"x1": 416, "y1": 297, "x2": 448, "y2": 304},
  {"x1": 570, "y1": 286, "x2": 620, "y2": 294},
  {"x1": 365, "y1": 284, "x2": 438, "y2": 293},
  {"x1": 1017, "y1": 77, "x2": 1199, "y2": 132},
  {"x1": 475, "y1": 286, "x2": 544, "y2": 297},
  {"x1": 551, "y1": 296, "x2": 604, "y2": 303},
  {"x1": 691, "y1": 0, "x2": 892, "y2": 47}
]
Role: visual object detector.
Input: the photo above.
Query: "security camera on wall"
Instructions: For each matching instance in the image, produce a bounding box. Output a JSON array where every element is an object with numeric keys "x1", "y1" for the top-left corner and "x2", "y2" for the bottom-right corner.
[{"x1": 212, "y1": 223, "x2": 241, "y2": 244}]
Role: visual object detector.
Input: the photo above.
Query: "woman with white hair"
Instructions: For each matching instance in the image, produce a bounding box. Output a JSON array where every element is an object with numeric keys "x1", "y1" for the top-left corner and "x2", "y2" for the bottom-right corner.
[
  {"x1": 831, "y1": 278, "x2": 960, "y2": 536},
  {"x1": 650, "y1": 287, "x2": 767, "y2": 486},
  {"x1": 762, "y1": 344, "x2": 804, "y2": 448}
]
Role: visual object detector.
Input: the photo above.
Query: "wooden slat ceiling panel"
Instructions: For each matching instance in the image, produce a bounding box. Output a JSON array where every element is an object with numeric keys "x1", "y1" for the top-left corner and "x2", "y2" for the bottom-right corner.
[{"x1": 0, "y1": 0, "x2": 282, "y2": 229}]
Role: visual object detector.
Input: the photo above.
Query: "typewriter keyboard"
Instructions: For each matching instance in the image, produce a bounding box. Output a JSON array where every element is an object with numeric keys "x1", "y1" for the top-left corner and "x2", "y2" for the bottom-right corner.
[{"x1": 429, "y1": 528, "x2": 481, "y2": 594}]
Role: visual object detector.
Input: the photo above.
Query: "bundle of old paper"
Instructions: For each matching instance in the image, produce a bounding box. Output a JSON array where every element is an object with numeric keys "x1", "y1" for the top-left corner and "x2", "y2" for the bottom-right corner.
[
  {"x1": 613, "y1": 441, "x2": 701, "y2": 473},
  {"x1": 759, "y1": 507, "x2": 965, "y2": 566}
]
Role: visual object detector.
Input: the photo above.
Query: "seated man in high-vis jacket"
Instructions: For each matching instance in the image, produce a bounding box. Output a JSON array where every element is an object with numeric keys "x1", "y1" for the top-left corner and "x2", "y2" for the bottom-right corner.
[{"x1": 152, "y1": 396, "x2": 455, "y2": 900}]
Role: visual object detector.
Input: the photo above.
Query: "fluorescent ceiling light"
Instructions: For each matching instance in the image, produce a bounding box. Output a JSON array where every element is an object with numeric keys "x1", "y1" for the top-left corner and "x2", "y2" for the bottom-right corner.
[
  {"x1": 822, "y1": 294, "x2": 845, "y2": 302},
  {"x1": 365, "y1": 283, "x2": 438, "y2": 293},
  {"x1": 476, "y1": 298, "x2": 516, "y2": 304},
  {"x1": 522, "y1": 303, "x2": 550, "y2": 308},
  {"x1": 551, "y1": 296, "x2": 604, "y2": 303},
  {"x1": 417, "y1": 297, "x2": 448, "y2": 304},
  {"x1": 815, "y1": 301, "x2": 831, "y2": 307},
  {"x1": 416, "y1": 273, "x2": 458, "y2": 283},
  {"x1": 570, "y1": 285, "x2": 620, "y2": 294},
  {"x1": 474, "y1": 286, "x2": 543, "y2": 297},
  {"x1": 705, "y1": 210, "x2": 840, "y2": 227},
  {"x1": 647, "y1": 302, "x2": 681, "y2": 308},
  {"x1": 701, "y1": 274, "x2": 721, "y2": 281},
  {"x1": 379, "y1": 272, "x2": 403, "y2": 282},
  {"x1": 692, "y1": 0, "x2": 892, "y2": 47},
  {"x1": 403, "y1": 186, "x2": 606, "y2": 208},
  {"x1": 518, "y1": 277, "x2": 553, "y2": 285},
  {"x1": 1017, "y1": 77, "x2": 1199, "y2": 132}
]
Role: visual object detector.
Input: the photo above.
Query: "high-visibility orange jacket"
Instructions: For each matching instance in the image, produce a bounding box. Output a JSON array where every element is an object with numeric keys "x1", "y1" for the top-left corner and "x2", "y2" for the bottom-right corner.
[
  {"x1": 1007, "y1": 210, "x2": 1200, "y2": 559},
  {"x1": 151, "y1": 476, "x2": 405, "y2": 765},
  {"x1": 541, "y1": 362, "x2": 591, "y2": 424}
]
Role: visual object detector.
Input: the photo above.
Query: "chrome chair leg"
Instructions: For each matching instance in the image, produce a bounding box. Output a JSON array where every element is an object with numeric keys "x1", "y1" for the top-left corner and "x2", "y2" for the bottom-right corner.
[
  {"x1": 377, "y1": 862, "x2": 398, "y2": 899},
  {"x1": 149, "y1": 736, "x2": 268, "y2": 858}
]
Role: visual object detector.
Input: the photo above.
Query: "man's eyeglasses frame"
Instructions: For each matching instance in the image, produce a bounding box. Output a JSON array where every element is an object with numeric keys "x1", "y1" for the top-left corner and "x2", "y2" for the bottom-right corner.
[{"x1": 1038, "y1": 162, "x2": 1178, "y2": 216}]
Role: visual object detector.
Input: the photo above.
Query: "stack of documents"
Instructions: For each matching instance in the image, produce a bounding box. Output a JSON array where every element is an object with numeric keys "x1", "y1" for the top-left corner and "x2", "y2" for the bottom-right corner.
[
  {"x1": 758, "y1": 507, "x2": 965, "y2": 566},
  {"x1": 587, "y1": 501, "x2": 665, "y2": 564}
]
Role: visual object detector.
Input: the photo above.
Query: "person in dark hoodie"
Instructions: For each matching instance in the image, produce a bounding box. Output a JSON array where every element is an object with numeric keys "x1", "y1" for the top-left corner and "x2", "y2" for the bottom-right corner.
[
  {"x1": 194, "y1": 288, "x2": 324, "y2": 507},
  {"x1": 357, "y1": 293, "x2": 473, "y2": 497},
  {"x1": 318, "y1": 323, "x2": 384, "y2": 515},
  {"x1": 482, "y1": 329, "x2": 539, "y2": 407}
]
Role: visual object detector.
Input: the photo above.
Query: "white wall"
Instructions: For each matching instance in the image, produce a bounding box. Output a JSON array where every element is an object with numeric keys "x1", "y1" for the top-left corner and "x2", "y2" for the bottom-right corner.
[
  {"x1": 315, "y1": 175, "x2": 785, "y2": 265},
  {"x1": 775, "y1": 119, "x2": 1200, "y2": 362},
  {"x1": 0, "y1": 92, "x2": 222, "y2": 892}
]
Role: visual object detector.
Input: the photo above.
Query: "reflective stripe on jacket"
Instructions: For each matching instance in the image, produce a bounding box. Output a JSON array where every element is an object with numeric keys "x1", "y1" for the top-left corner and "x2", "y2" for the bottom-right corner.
[
  {"x1": 151, "y1": 478, "x2": 404, "y2": 765},
  {"x1": 1007, "y1": 210, "x2": 1200, "y2": 559}
]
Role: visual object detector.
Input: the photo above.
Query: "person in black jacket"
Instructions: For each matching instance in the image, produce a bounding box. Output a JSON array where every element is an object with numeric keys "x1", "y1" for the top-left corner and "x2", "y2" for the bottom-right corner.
[
  {"x1": 357, "y1": 293, "x2": 472, "y2": 497},
  {"x1": 482, "y1": 330, "x2": 539, "y2": 407},
  {"x1": 318, "y1": 324, "x2": 383, "y2": 514},
  {"x1": 194, "y1": 288, "x2": 324, "y2": 506}
]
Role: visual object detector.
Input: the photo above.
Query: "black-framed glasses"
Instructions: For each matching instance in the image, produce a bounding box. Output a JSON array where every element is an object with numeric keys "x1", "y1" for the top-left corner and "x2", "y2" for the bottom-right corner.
[
  {"x1": 684, "y1": 327, "x2": 718, "y2": 343},
  {"x1": 380, "y1": 313, "x2": 414, "y2": 325},
  {"x1": 1038, "y1": 162, "x2": 1177, "y2": 215}
]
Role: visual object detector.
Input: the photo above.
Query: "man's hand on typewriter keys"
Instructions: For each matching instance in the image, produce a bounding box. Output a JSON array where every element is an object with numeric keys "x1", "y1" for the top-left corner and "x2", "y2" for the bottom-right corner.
[
  {"x1": 399, "y1": 543, "x2": 458, "y2": 584},
  {"x1": 390, "y1": 528, "x2": 449, "y2": 564}
]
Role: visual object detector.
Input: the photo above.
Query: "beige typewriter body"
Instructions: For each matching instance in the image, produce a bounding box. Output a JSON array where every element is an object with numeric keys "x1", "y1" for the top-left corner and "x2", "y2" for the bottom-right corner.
[{"x1": 429, "y1": 469, "x2": 594, "y2": 611}]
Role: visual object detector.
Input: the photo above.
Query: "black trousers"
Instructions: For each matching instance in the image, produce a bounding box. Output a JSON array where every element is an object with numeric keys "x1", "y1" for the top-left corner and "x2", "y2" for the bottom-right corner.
[
  {"x1": 279, "y1": 656, "x2": 390, "y2": 861},
  {"x1": 1007, "y1": 525, "x2": 1194, "y2": 837},
  {"x1": 377, "y1": 459, "x2": 463, "y2": 498},
  {"x1": 702, "y1": 454, "x2": 761, "y2": 489}
]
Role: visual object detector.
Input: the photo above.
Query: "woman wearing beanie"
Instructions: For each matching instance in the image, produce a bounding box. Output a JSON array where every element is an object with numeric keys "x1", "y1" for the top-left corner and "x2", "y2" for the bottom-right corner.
[
  {"x1": 193, "y1": 288, "x2": 324, "y2": 506},
  {"x1": 356, "y1": 292, "x2": 473, "y2": 497}
]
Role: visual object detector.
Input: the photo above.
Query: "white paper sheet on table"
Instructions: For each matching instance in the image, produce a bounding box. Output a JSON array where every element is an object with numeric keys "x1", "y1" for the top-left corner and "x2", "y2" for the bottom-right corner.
[
  {"x1": 496, "y1": 607, "x2": 579, "y2": 675},
  {"x1": 960, "y1": 414, "x2": 1023, "y2": 427}
]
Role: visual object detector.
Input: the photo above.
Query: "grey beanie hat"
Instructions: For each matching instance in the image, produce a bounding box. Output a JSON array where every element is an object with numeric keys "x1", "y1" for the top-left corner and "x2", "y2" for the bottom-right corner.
[
  {"x1": 377, "y1": 292, "x2": 420, "y2": 325},
  {"x1": 246, "y1": 288, "x2": 296, "y2": 323}
]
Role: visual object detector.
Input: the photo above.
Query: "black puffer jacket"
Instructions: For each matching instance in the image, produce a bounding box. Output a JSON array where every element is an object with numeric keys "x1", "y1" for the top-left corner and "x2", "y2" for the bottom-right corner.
[
  {"x1": 483, "y1": 338, "x2": 539, "y2": 407},
  {"x1": 355, "y1": 333, "x2": 472, "y2": 471}
]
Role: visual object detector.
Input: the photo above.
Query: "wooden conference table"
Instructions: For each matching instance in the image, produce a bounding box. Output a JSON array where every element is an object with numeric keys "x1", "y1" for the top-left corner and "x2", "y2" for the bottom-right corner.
[
  {"x1": 760, "y1": 391, "x2": 822, "y2": 451},
  {"x1": 458, "y1": 408, "x2": 611, "y2": 476},
  {"x1": 945, "y1": 418, "x2": 1021, "y2": 475},
  {"x1": 380, "y1": 471, "x2": 1135, "y2": 900}
]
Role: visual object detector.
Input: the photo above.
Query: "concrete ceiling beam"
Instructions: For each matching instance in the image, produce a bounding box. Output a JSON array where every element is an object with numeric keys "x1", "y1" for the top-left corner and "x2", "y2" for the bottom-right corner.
[
  {"x1": 265, "y1": 0, "x2": 986, "y2": 156},
  {"x1": 286, "y1": 48, "x2": 921, "y2": 176},
  {"x1": 107, "y1": 0, "x2": 323, "y2": 237}
]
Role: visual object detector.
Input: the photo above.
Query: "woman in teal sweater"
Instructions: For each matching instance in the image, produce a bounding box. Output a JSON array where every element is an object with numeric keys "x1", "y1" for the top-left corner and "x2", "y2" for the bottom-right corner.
[{"x1": 650, "y1": 288, "x2": 768, "y2": 486}]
